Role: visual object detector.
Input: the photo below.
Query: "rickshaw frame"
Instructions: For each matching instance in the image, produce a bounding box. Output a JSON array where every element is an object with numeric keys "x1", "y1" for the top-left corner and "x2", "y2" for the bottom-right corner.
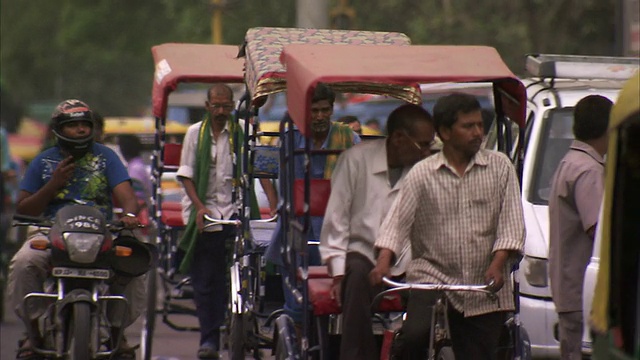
[
  {"x1": 147, "y1": 43, "x2": 249, "y2": 360},
  {"x1": 276, "y1": 43, "x2": 528, "y2": 359}
]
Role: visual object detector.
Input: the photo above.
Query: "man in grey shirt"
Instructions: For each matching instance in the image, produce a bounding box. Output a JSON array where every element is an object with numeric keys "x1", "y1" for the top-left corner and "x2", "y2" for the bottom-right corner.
[{"x1": 548, "y1": 95, "x2": 613, "y2": 360}]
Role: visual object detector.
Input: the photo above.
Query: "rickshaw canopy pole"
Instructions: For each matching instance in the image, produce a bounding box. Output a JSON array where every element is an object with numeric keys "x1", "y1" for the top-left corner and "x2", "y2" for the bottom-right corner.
[
  {"x1": 281, "y1": 44, "x2": 527, "y2": 136},
  {"x1": 151, "y1": 43, "x2": 245, "y2": 118}
]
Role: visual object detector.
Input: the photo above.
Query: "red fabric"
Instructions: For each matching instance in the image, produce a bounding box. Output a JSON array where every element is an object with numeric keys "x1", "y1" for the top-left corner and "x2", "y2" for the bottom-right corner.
[
  {"x1": 375, "y1": 294, "x2": 404, "y2": 313},
  {"x1": 151, "y1": 44, "x2": 244, "y2": 118},
  {"x1": 307, "y1": 265, "x2": 330, "y2": 279},
  {"x1": 161, "y1": 210, "x2": 184, "y2": 227},
  {"x1": 161, "y1": 201, "x2": 184, "y2": 227},
  {"x1": 308, "y1": 278, "x2": 341, "y2": 316},
  {"x1": 380, "y1": 330, "x2": 395, "y2": 360},
  {"x1": 294, "y1": 179, "x2": 331, "y2": 217},
  {"x1": 280, "y1": 44, "x2": 527, "y2": 136},
  {"x1": 163, "y1": 143, "x2": 182, "y2": 167}
]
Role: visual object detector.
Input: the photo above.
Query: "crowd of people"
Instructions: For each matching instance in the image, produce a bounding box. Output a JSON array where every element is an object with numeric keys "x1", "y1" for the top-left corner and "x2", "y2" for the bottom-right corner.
[{"x1": 3, "y1": 80, "x2": 615, "y2": 360}]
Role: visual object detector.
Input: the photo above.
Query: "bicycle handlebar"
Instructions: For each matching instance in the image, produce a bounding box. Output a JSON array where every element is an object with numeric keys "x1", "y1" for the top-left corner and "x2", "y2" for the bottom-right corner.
[
  {"x1": 250, "y1": 213, "x2": 278, "y2": 223},
  {"x1": 382, "y1": 277, "x2": 496, "y2": 295},
  {"x1": 203, "y1": 214, "x2": 242, "y2": 228}
]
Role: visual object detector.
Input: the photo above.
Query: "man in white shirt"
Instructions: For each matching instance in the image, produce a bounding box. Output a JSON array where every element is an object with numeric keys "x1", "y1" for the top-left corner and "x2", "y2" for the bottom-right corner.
[
  {"x1": 177, "y1": 84, "x2": 236, "y2": 359},
  {"x1": 320, "y1": 104, "x2": 435, "y2": 360}
]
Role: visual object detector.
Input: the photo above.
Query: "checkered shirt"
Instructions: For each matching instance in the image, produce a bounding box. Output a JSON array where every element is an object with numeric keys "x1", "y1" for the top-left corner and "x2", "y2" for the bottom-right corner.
[{"x1": 375, "y1": 149, "x2": 525, "y2": 316}]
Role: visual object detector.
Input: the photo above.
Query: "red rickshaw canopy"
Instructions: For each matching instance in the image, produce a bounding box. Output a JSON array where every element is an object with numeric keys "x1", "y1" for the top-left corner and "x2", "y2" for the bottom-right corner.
[
  {"x1": 151, "y1": 43, "x2": 244, "y2": 118},
  {"x1": 281, "y1": 44, "x2": 527, "y2": 136}
]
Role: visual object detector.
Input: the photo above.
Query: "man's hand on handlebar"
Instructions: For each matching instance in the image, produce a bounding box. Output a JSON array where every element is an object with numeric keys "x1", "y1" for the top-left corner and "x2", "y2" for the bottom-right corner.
[
  {"x1": 370, "y1": 248, "x2": 393, "y2": 286},
  {"x1": 196, "y1": 207, "x2": 212, "y2": 232},
  {"x1": 484, "y1": 264, "x2": 504, "y2": 292},
  {"x1": 120, "y1": 215, "x2": 140, "y2": 229},
  {"x1": 330, "y1": 275, "x2": 343, "y2": 307}
]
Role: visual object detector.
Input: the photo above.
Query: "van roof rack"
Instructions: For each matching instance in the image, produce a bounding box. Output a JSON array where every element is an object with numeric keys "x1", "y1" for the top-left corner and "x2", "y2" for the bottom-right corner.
[{"x1": 525, "y1": 53, "x2": 639, "y2": 80}]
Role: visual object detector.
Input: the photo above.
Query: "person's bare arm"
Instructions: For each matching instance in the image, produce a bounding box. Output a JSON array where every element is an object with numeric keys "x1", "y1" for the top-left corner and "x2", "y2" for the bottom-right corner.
[
  {"x1": 179, "y1": 176, "x2": 210, "y2": 231},
  {"x1": 16, "y1": 156, "x2": 75, "y2": 216},
  {"x1": 370, "y1": 248, "x2": 394, "y2": 286},
  {"x1": 259, "y1": 178, "x2": 278, "y2": 217},
  {"x1": 112, "y1": 181, "x2": 140, "y2": 228},
  {"x1": 484, "y1": 249, "x2": 515, "y2": 291}
]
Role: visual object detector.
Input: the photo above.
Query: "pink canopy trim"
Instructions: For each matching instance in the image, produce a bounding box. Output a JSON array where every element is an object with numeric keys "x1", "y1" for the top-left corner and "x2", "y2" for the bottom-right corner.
[
  {"x1": 151, "y1": 43, "x2": 244, "y2": 118},
  {"x1": 281, "y1": 44, "x2": 526, "y2": 136}
]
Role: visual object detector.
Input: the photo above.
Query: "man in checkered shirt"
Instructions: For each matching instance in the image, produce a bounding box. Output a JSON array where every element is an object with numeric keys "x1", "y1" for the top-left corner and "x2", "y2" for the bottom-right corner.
[{"x1": 372, "y1": 93, "x2": 525, "y2": 359}]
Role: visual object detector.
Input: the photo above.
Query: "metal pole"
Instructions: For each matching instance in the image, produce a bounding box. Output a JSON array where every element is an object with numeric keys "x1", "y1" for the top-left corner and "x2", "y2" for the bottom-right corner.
[
  {"x1": 211, "y1": 0, "x2": 223, "y2": 44},
  {"x1": 296, "y1": 0, "x2": 329, "y2": 28}
]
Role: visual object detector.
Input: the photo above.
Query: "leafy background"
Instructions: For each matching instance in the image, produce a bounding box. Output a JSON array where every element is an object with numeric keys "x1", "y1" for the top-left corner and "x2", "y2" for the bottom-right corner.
[{"x1": 0, "y1": 0, "x2": 618, "y2": 131}]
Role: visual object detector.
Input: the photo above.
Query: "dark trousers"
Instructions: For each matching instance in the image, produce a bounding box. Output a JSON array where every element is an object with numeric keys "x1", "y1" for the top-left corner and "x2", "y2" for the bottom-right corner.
[
  {"x1": 400, "y1": 291, "x2": 506, "y2": 360},
  {"x1": 339, "y1": 252, "x2": 383, "y2": 360},
  {"x1": 189, "y1": 229, "x2": 231, "y2": 348}
]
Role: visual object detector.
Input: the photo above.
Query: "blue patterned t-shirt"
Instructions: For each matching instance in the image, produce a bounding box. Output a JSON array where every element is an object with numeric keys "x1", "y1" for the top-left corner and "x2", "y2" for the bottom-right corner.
[{"x1": 20, "y1": 143, "x2": 130, "y2": 220}]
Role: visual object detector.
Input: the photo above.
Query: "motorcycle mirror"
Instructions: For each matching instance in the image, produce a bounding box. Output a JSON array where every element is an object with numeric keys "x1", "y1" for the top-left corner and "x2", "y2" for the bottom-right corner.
[
  {"x1": 29, "y1": 239, "x2": 50, "y2": 250},
  {"x1": 115, "y1": 246, "x2": 133, "y2": 257}
]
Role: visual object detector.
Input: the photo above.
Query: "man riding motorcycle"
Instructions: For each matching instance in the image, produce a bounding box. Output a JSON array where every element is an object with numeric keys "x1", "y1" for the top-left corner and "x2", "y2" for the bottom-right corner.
[{"x1": 7, "y1": 99, "x2": 143, "y2": 360}]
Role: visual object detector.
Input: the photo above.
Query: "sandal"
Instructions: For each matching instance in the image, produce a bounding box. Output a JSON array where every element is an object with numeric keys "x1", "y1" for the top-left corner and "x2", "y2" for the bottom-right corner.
[
  {"x1": 197, "y1": 343, "x2": 220, "y2": 359},
  {"x1": 114, "y1": 337, "x2": 139, "y2": 360},
  {"x1": 16, "y1": 338, "x2": 42, "y2": 360}
]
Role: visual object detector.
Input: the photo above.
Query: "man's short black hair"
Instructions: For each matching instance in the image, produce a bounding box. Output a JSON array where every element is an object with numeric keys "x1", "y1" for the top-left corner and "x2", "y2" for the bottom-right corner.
[
  {"x1": 386, "y1": 104, "x2": 433, "y2": 136},
  {"x1": 573, "y1": 95, "x2": 612, "y2": 141},
  {"x1": 119, "y1": 134, "x2": 143, "y2": 160},
  {"x1": 312, "y1": 83, "x2": 335, "y2": 105},
  {"x1": 433, "y1": 93, "x2": 481, "y2": 136}
]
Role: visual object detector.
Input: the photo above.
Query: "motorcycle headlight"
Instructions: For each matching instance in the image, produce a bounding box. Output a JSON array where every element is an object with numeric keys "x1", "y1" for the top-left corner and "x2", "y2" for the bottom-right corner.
[
  {"x1": 522, "y1": 255, "x2": 548, "y2": 287},
  {"x1": 64, "y1": 232, "x2": 104, "y2": 263}
]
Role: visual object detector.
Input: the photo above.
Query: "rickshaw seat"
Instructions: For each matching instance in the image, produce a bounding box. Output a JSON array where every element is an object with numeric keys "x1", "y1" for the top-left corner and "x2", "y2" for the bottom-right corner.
[
  {"x1": 163, "y1": 143, "x2": 182, "y2": 171},
  {"x1": 296, "y1": 265, "x2": 331, "y2": 280},
  {"x1": 294, "y1": 179, "x2": 331, "y2": 217},
  {"x1": 161, "y1": 201, "x2": 184, "y2": 227},
  {"x1": 308, "y1": 265, "x2": 330, "y2": 279},
  {"x1": 374, "y1": 294, "x2": 404, "y2": 313},
  {"x1": 308, "y1": 278, "x2": 341, "y2": 316}
]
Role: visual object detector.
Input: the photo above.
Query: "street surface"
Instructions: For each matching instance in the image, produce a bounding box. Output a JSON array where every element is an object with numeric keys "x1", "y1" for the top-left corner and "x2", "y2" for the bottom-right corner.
[{"x1": 1, "y1": 295, "x2": 276, "y2": 360}]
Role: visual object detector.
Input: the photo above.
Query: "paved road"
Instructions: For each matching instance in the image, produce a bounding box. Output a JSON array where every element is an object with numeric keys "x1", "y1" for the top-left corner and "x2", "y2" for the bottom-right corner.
[{"x1": 1, "y1": 293, "x2": 277, "y2": 360}]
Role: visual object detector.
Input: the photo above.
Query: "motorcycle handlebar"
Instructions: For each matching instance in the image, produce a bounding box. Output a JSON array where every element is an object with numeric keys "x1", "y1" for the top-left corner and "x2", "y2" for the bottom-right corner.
[{"x1": 12, "y1": 214, "x2": 142, "y2": 232}]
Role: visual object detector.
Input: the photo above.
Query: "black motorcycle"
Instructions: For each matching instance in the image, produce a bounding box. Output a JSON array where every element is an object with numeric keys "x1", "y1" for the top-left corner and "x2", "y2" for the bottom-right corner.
[{"x1": 13, "y1": 204, "x2": 155, "y2": 359}]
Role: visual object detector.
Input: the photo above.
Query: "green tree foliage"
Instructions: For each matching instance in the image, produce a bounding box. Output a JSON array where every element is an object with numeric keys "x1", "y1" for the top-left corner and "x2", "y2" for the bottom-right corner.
[{"x1": 0, "y1": 0, "x2": 617, "y2": 118}]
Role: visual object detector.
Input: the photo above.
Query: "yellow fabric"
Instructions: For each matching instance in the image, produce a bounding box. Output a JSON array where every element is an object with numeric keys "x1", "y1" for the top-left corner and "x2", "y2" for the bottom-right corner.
[
  {"x1": 324, "y1": 123, "x2": 357, "y2": 179},
  {"x1": 590, "y1": 72, "x2": 640, "y2": 333}
]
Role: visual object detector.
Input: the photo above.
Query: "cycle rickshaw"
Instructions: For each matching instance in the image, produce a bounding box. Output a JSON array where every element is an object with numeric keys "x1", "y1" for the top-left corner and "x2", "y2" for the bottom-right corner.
[
  {"x1": 274, "y1": 43, "x2": 531, "y2": 359},
  {"x1": 219, "y1": 27, "x2": 414, "y2": 359},
  {"x1": 144, "y1": 43, "x2": 252, "y2": 360}
]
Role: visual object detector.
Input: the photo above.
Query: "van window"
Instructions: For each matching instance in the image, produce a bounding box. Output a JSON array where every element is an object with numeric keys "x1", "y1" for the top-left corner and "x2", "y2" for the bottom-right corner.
[{"x1": 529, "y1": 108, "x2": 574, "y2": 205}]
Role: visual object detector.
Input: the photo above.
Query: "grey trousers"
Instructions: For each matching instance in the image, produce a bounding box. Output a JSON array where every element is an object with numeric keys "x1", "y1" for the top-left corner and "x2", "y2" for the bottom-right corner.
[
  {"x1": 7, "y1": 231, "x2": 146, "y2": 328},
  {"x1": 558, "y1": 311, "x2": 583, "y2": 360}
]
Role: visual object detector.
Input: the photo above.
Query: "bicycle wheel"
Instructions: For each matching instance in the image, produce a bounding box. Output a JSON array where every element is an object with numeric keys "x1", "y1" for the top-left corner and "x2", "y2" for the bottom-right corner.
[
  {"x1": 140, "y1": 265, "x2": 157, "y2": 360},
  {"x1": 274, "y1": 315, "x2": 299, "y2": 360},
  {"x1": 67, "y1": 302, "x2": 91, "y2": 360},
  {"x1": 227, "y1": 312, "x2": 246, "y2": 360}
]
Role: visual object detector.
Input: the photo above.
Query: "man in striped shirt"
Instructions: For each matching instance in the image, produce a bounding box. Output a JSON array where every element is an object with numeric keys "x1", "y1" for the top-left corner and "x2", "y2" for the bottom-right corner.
[{"x1": 373, "y1": 93, "x2": 525, "y2": 359}]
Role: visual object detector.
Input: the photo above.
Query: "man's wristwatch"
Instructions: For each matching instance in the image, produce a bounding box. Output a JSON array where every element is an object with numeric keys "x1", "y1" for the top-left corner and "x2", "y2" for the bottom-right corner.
[{"x1": 125, "y1": 212, "x2": 137, "y2": 218}]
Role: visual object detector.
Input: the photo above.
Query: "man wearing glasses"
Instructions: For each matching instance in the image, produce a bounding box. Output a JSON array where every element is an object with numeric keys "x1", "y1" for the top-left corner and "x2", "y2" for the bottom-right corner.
[
  {"x1": 177, "y1": 84, "x2": 238, "y2": 359},
  {"x1": 320, "y1": 104, "x2": 435, "y2": 360}
]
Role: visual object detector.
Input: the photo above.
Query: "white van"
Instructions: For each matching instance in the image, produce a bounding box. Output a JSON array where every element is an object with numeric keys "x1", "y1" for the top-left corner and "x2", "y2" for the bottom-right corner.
[{"x1": 514, "y1": 54, "x2": 637, "y2": 358}]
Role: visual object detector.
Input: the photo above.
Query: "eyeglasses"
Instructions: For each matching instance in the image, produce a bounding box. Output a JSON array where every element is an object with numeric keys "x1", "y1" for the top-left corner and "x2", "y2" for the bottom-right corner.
[
  {"x1": 405, "y1": 132, "x2": 434, "y2": 152},
  {"x1": 208, "y1": 102, "x2": 234, "y2": 111}
]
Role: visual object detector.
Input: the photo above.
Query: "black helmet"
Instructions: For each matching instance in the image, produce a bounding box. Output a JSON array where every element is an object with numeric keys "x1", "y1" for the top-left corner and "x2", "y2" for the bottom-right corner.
[{"x1": 51, "y1": 99, "x2": 94, "y2": 158}]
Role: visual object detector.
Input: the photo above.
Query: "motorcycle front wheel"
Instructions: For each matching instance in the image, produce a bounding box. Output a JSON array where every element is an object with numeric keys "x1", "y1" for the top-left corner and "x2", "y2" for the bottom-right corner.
[{"x1": 67, "y1": 302, "x2": 91, "y2": 359}]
